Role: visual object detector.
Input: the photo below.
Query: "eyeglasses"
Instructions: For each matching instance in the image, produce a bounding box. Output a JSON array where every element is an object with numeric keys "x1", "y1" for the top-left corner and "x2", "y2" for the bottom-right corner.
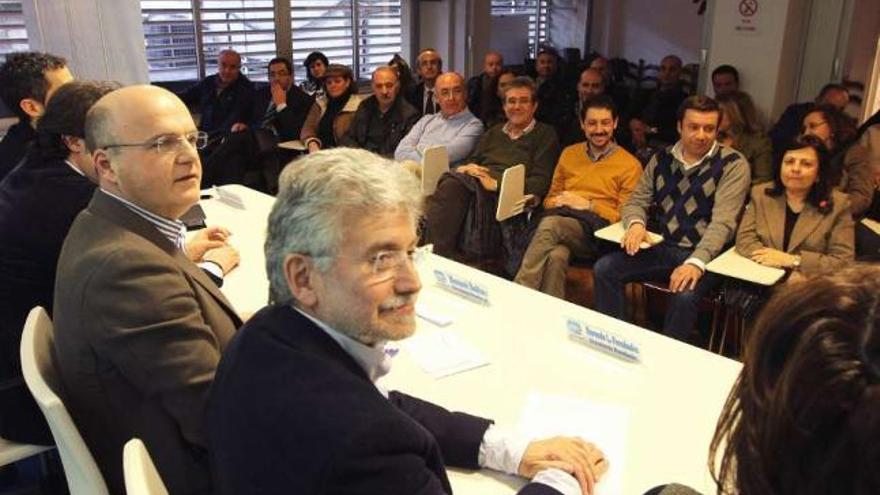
[
  {"x1": 437, "y1": 87, "x2": 464, "y2": 99},
  {"x1": 312, "y1": 246, "x2": 427, "y2": 282},
  {"x1": 102, "y1": 131, "x2": 208, "y2": 154}
]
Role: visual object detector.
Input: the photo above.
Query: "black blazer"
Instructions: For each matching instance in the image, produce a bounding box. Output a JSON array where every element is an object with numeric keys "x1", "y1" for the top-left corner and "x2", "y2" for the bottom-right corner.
[
  {"x1": 407, "y1": 81, "x2": 438, "y2": 117},
  {"x1": 207, "y1": 304, "x2": 562, "y2": 494},
  {"x1": 0, "y1": 152, "x2": 94, "y2": 444},
  {"x1": 255, "y1": 84, "x2": 315, "y2": 141},
  {"x1": 0, "y1": 120, "x2": 37, "y2": 182}
]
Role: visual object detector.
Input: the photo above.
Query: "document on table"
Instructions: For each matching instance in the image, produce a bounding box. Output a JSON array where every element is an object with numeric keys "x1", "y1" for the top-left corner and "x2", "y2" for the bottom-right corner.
[
  {"x1": 517, "y1": 394, "x2": 628, "y2": 495},
  {"x1": 402, "y1": 330, "x2": 489, "y2": 378}
]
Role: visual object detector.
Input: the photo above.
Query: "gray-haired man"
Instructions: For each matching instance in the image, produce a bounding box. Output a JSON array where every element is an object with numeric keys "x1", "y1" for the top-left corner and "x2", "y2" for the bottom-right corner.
[{"x1": 207, "y1": 148, "x2": 607, "y2": 494}]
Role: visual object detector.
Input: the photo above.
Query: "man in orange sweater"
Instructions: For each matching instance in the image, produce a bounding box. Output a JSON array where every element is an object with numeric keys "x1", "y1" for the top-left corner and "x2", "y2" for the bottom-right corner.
[{"x1": 515, "y1": 95, "x2": 642, "y2": 299}]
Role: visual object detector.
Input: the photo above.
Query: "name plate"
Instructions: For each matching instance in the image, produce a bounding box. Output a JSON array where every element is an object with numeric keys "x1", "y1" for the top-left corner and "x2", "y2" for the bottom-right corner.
[
  {"x1": 566, "y1": 317, "x2": 640, "y2": 363},
  {"x1": 433, "y1": 269, "x2": 490, "y2": 305},
  {"x1": 214, "y1": 186, "x2": 246, "y2": 209}
]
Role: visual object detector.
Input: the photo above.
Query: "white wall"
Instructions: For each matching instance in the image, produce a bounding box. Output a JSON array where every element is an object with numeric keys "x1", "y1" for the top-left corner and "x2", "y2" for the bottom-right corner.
[
  {"x1": 549, "y1": 0, "x2": 589, "y2": 56},
  {"x1": 590, "y1": 0, "x2": 703, "y2": 64}
]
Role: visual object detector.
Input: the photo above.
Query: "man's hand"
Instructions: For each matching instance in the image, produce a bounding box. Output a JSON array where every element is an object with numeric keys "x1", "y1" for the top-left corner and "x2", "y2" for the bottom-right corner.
[
  {"x1": 203, "y1": 245, "x2": 240, "y2": 275},
  {"x1": 519, "y1": 437, "x2": 608, "y2": 495},
  {"x1": 270, "y1": 81, "x2": 286, "y2": 106},
  {"x1": 750, "y1": 247, "x2": 797, "y2": 268},
  {"x1": 622, "y1": 223, "x2": 648, "y2": 256},
  {"x1": 186, "y1": 226, "x2": 232, "y2": 261},
  {"x1": 669, "y1": 263, "x2": 703, "y2": 293},
  {"x1": 307, "y1": 140, "x2": 321, "y2": 154},
  {"x1": 556, "y1": 191, "x2": 591, "y2": 210},
  {"x1": 230, "y1": 122, "x2": 248, "y2": 133},
  {"x1": 455, "y1": 164, "x2": 497, "y2": 191}
]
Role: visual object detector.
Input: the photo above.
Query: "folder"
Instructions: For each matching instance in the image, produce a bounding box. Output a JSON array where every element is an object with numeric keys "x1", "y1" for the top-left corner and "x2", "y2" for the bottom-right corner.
[
  {"x1": 421, "y1": 145, "x2": 449, "y2": 196},
  {"x1": 495, "y1": 164, "x2": 526, "y2": 222}
]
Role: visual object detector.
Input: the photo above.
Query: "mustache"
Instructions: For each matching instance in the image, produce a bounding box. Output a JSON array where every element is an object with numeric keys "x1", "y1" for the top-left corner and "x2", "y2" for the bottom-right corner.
[{"x1": 379, "y1": 294, "x2": 417, "y2": 311}]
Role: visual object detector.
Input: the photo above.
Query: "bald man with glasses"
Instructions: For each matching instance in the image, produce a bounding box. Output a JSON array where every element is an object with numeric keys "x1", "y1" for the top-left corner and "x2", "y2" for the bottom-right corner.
[{"x1": 53, "y1": 85, "x2": 243, "y2": 495}]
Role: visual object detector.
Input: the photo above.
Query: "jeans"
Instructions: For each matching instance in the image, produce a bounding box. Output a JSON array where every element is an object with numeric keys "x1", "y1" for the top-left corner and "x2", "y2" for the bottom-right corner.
[{"x1": 593, "y1": 243, "x2": 720, "y2": 342}]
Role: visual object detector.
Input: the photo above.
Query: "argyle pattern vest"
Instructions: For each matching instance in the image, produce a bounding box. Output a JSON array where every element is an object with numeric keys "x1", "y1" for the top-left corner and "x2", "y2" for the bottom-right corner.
[{"x1": 651, "y1": 148, "x2": 740, "y2": 248}]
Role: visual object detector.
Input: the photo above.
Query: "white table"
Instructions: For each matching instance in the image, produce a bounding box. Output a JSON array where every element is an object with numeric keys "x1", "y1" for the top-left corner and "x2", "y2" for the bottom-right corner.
[{"x1": 201, "y1": 185, "x2": 742, "y2": 494}]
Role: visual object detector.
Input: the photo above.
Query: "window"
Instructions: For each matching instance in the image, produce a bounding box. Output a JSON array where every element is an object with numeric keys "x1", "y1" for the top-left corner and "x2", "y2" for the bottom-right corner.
[
  {"x1": 490, "y1": 0, "x2": 549, "y2": 57},
  {"x1": 290, "y1": 0, "x2": 401, "y2": 83},
  {"x1": 0, "y1": 1, "x2": 29, "y2": 62},
  {"x1": 140, "y1": 0, "x2": 401, "y2": 83}
]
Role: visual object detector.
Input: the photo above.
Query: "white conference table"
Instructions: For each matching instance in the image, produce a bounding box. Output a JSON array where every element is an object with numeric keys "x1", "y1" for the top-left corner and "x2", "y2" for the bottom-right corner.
[{"x1": 199, "y1": 185, "x2": 742, "y2": 495}]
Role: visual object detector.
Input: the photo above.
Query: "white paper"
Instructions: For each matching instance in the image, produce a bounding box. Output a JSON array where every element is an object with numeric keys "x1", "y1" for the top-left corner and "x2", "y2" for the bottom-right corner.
[
  {"x1": 416, "y1": 301, "x2": 454, "y2": 327},
  {"x1": 402, "y1": 331, "x2": 489, "y2": 378},
  {"x1": 517, "y1": 394, "x2": 628, "y2": 495}
]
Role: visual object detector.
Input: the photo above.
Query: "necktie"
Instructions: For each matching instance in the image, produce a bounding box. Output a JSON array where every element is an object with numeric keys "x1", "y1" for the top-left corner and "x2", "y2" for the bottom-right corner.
[
  {"x1": 424, "y1": 90, "x2": 435, "y2": 114},
  {"x1": 261, "y1": 102, "x2": 277, "y2": 129}
]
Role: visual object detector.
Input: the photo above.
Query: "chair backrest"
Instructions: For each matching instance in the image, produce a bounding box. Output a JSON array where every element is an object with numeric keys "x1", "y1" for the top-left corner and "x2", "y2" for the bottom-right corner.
[
  {"x1": 123, "y1": 438, "x2": 169, "y2": 495},
  {"x1": 0, "y1": 438, "x2": 51, "y2": 467},
  {"x1": 19, "y1": 306, "x2": 109, "y2": 495},
  {"x1": 421, "y1": 145, "x2": 449, "y2": 196},
  {"x1": 495, "y1": 164, "x2": 526, "y2": 222}
]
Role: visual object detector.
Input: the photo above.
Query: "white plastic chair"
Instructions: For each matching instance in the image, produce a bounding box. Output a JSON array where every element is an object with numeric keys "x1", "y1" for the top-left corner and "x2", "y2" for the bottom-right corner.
[
  {"x1": 19, "y1": 306, "x2": 109, "y2": 495},
  {"x1": 123, "y1": 438, "x2": 168, "y2": 495},
  {"x1": 0, "y1": 437, "x2": 51, "y2": 467}
]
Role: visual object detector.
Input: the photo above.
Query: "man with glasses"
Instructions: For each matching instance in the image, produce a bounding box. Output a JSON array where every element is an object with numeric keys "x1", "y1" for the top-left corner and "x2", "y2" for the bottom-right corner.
[
  {"x1": 425, "y1": 76, "x2": 560, "y2": 268},
  {"x1": 208, "y1": 148, "x2": 608, "y2": 494},
  {"x1": 53, "y1": 85, "x2": 243, "y2": 495},
  {"x1": 395, "y1": 72, "x2": 483, "y2": 168}
]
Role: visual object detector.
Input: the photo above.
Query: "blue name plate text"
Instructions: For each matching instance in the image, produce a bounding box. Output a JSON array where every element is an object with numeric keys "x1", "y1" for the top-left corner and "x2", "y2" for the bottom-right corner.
[
  {"x1": 566, "y1": 317, "x2": 641, "y2": 363},
  {"x1": 433, "y1": 269, "x2": 490, "y2": 305}
]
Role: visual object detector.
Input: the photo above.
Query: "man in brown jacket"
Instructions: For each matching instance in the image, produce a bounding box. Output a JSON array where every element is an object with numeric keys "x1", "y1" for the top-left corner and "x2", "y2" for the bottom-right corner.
[{"x1": 53, "y1": 85, "x2": 242, "y2": 495}]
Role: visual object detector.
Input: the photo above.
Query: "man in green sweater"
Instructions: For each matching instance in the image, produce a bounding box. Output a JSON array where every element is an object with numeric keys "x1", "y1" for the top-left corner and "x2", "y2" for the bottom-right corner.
[{"x1": 425, "y1": 77, "x2": 560, "y2": 261}]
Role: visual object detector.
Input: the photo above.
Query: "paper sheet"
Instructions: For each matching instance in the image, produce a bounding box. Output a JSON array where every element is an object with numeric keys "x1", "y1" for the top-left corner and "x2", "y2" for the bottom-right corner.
[
  {"x1": 402, "y1": 330, "x2": 489, "y2": 378},
  {"x1": 517, "y1": 393, "x2": 628, "y2": 495}
]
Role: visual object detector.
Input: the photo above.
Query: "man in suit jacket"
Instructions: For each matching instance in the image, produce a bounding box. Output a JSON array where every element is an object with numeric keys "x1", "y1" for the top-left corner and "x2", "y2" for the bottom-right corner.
[
  {"x1": 258, "y1": 56, "x2": 314, "y2": 141},
  {"x1": 208, "y1": 148, "x2": 608, "y2": 495},
  {"x1": 53, "y1": 85, "x2": 243, "y2": 495},
  {"x1": 407, "y1": 48, "x2": 442, "y2": 117}
]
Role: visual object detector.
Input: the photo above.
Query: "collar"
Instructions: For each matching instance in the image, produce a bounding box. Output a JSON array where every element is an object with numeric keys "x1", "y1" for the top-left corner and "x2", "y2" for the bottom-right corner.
[
  {"x1": 670, "y1": 140, "x2": 719, "y2": 170},
  {"x1": 65, "y1": 159, "x2": 85, "y2": 177},
  {"x1": 586, "y1": 142, "x2": 617, "y2": 162},
  {"x1": 503, "y1": 119, "x2": 536, "y2": 140},
  {"x1": 99, "y1": 188, "x2": 188, "y2": 252},
  {"x1": 292, "y1": 306, "x2": 392, "y2": 386}
]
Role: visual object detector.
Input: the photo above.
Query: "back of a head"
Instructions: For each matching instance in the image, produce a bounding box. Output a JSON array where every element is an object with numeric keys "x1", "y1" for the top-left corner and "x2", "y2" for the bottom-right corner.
[
  {"x1": 0, "y1": 51, "x2": 67, "y2": 120},
  {"x1": 711, "y1": 264, "x2": 880, "y2": 494},
  {"x1": 265, "y1": 148, "x2": 421, "y2": 305},
  {"x1": 36, "y1": 80, "x2": 120, "y2": 159}
]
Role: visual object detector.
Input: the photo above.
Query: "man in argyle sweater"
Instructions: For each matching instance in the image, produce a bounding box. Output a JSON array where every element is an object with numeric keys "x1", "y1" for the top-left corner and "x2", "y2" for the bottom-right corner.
[{"x1": 593, "y1": 96, "x2": 750, "y2": 343}]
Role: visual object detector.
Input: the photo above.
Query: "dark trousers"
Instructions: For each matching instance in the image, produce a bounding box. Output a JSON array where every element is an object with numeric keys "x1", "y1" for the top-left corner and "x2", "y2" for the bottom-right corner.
[
  {"x1": 593, "y1": 244, "x2": 720, "y2": 342},
  {"x1": 425, "y1": 177, "x2": 472, "y2": 258}
]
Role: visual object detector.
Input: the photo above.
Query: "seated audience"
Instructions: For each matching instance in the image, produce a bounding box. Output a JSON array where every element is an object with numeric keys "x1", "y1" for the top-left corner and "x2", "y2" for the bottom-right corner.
[
  {"x1": 301, "y1": 64, "x2": 363, "y2": 153},
  {"x1": 207, "y1": 147, "x2": 608, "y2": 495},
  {"x1": 708, "y1": 264, "x2": 880, "y2": 494},
  {"x1": 716, "y1": 91, "x2": 773, "y2": 184},
  {"x1": 339, "y1": 65, "x2": 420, "y2": 158},
  {"x1": 467, "y1": 51, "x2": 504, "y2": 120},
  {"x1": 769, "y1": 83, "x2": 849, "y2": 155},
  {"x1": 388, "y1": 53, "x2": 416, "y2": 100},
  {"x1": 53, "y1": 85, "x2": 243, "y2": 494},
  {"x1": 394, "y1": 72, "x2": 483, "y2": 167},
  {"x1": 628, "y1": 55, "x2": 689, "y2": 147},
  {"x1": 300, "y1": 51, "x2": 328, "y2": 98},
  {"x1": 515, "y1": 95, "x2": 642, "y2": 299},
  {"x1": 711, "y1": 65, "x2": 739, "y2": 96},
  {"x1": 589, "y1": 55, "x2": 629, "y2": 118},
  {"x1": 407, "y1": 48, "x2": 443, "y2": 116},
  {"x1": 560, "y1": 68, "x2": 606, "y2": 146},
  {"x1": 179, "y1": 49, "x2": 255, "y2": 138},
  {"x1": 0, "y1": 51, "x2": 72, "y2": 180},
  {"x1": 480, "y1": 67, "x2": 517, "y2": 129},
  {"x1": 0, "y1": 80, "x2": 115, "y2": 446},
  {"x1": 593, "y1": 96, "x2": 750, "y2": 343},
  {"x1": 425, "y1": 76, "x2": 560, "y2": 263},
  {"x1": 801, "y1": 104, "x2": 874, "y2": 217},
  {"x1": 533, "y1": 46, "x2": 574, "y2": 140},
  {"x1": 736, "y1": 135, "x2": 854, "y2": 280}
]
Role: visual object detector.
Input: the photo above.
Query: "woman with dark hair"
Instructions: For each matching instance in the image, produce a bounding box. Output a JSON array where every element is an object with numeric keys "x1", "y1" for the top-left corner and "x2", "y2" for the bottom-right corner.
[
  {"x1": 736, "y1": 134, "x2": 854, "y2": 278},
  {"x1": 802, "y1": 104, "x2": 874, "y2": 217},
  {"x1": 300, "y1": 51, "x2": 329, "y2": 98},
  {"x1": 709, "y1": 264, "x2": 880, "y2": 494},
  {"x1": 717, "y1": 91, "x2": 773, "y2": 184},
  {"x1": 388, "y1": 53, "x2": 415, "y2": 99},
  {"x1": 300, "y1": 64, "x2": 362, "y2": 153}
]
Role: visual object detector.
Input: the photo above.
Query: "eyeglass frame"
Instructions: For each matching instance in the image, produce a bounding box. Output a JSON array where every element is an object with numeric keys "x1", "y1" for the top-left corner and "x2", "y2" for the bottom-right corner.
[
  {"x1": 100, "y1": 131, "x2": 208, "y2": 154},
  {"x1": 309, "y1": 246, "x2": 429, "y2": 282}
]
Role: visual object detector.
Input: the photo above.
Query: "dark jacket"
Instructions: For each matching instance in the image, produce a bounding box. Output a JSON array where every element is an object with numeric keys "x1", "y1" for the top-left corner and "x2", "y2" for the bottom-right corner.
[
  {"x1": 0, "y1": 152, "x2": 94, "y2": 445},
  {"x1": 407, "y1": 81, "x2": 438, "y2": 117},
  {"x1": 769, "y1": 101, "x2": 813, "y2": 155},
  {"x1": 207, "y1": 304, "x2": 562, "y2": 495},
  {"x1": 338, "y1": 94, "x2": 420, "y2": 157},
  {"x1": 179, "y1": 74, "x2": 257, "y2": 136},
  {"x1": 255, "y1": 84, "x2": 314, "y2": 141},
  {"x1": 0, "y1": 121, "x2": 37, "y2": 182}
]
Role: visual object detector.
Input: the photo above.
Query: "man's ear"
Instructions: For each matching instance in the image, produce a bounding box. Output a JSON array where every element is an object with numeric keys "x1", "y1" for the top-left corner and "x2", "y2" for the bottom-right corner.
[
  {"x1": 92, "y1": 149, "x2": 117, "y2": 185},
  {"x1": 62, "y1": 135, "x2": 86, "y2": 154},
  {"x1": 19, "y1": 98, "x2": 44, "y2": 120},
  {"x1": 284, "y1": 253, "x2": 319, "y2": 308}
]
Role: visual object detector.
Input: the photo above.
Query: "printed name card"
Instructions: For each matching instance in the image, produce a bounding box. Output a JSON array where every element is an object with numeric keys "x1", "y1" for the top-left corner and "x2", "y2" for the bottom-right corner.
[
  {"x1": 566, "y1": 317, "x2": 641, "y2": 363},
  {"x1": 214, "y1": 185, "x2": 246, "y2": 210},
  {"x1": 432, "y1": 269, "x2": 490, "y2": 305}
]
